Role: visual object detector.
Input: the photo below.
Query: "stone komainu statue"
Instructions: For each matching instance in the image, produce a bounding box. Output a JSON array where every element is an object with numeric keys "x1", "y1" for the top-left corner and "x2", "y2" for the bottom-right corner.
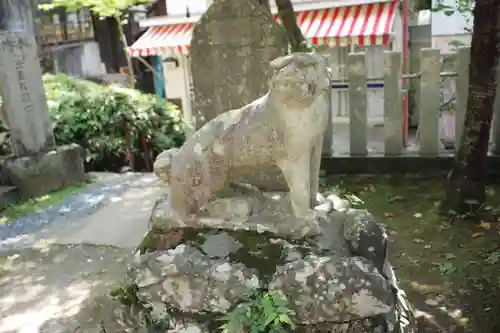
[
  {"x1": 155, "y1": 52, "x2": 332, "y2": 220},
  {"x1": 148, "y1": 53, "x2": 417, "y2": 333}
]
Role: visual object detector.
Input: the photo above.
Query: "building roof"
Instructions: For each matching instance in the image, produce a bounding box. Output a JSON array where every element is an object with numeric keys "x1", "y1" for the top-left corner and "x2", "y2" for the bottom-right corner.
[{"x1": 139, "y1": 0, "x2": 398, "y2": 27}]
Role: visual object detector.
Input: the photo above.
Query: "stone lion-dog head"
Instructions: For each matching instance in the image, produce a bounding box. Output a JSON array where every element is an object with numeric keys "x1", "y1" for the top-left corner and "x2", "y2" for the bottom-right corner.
[{"x1": 269, "y1": 52, "x2": 332, "y2": 109}]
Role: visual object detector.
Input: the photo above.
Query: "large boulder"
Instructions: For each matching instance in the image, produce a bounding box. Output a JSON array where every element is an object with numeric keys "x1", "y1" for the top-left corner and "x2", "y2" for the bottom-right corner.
[{"x1": 122, "y1": 192, "x2": 416, "y2": 333}]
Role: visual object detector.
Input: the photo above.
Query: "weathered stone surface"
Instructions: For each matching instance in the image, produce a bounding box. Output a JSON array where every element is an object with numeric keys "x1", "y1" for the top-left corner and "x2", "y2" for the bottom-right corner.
[
  {"x1": 0, "y1": 31, "x2": 55, "y2": 155},
  {"x1": 201, "y1": 231, "x2": 243, "y2": 258},
  {"x1": 162, "y1": 52, "x2": 331, "y2": 222},
  {"x1": 296, "y1": 317, "x2": 387, "y2": 333},
  {"x1": 131, "y1": 192, "x2": 416, "y2": 332},
  {"x1": 166, "y1": 321, "x2": 209, "y2": 333},
  {"x1": 343, "y1": 209, "x2": 388, "y2": 273},
  {"x1": 150, "y1": 191, "x2": 321, "y2": 239},
  {"x1": 189, "y1": 0, "x2": 290, "y2": 191},
  {"x1": 190, "y1": 0, "x2": 287, "y2": 129},
  {"x1": 130, "y1": 244, "x2": 260, "y2": 313},
  {"x1": 268, "y1": 255, "x2": 395, "y2": 324},
  {"x1": 4, "y1": 143, "x2": 86, "y2": 198},
  {"x1": 153, "y1": 148, "x2": 180, "y2": 184}
]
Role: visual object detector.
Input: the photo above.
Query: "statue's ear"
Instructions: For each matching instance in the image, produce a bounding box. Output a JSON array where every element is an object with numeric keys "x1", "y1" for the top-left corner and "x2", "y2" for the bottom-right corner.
[{"x1": 270, "y1": 55, "x2": 293, "y2": 70}]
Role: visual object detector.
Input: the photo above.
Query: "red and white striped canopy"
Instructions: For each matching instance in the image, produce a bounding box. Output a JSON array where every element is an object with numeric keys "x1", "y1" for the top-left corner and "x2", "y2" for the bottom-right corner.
[
  {"x1": 127, "y1": 23, "x2": 193, "y2": 57},
  {"x1": 274, "y1": 1, "x2": 399, "y2": 47},
  {"x1": 127, "y1": 1, "x2": 399, "y2": 57}
]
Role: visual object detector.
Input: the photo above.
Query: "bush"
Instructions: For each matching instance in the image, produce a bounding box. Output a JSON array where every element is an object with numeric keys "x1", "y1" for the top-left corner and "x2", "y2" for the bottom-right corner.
[{"x1": 44, "y1": 74, "x2": 187, "y2": 171}]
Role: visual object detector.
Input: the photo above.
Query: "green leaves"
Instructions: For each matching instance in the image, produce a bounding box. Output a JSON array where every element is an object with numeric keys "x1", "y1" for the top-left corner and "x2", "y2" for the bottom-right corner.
[
  {"x1": 485, "y1": 251, "x2": 500, "y2": 265},
  {"x1": 219, "y1": 290, "x2": 295, "y2": 333},
  {"x1": 40, "y1": 0, "x2": 153, "y2": 19},
  {"x1": 43, "y1": 73, "x2": 186, "y2": 169}
]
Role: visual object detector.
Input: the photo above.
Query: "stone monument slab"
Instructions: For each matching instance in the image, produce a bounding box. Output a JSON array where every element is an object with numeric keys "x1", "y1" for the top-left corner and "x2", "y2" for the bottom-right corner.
[
  {"x1": 190, "y1": 0, "x2": 289, "y2": 190},
  {"x1": 190, "y1": 0, "x2": 288, "y2": 128},
  {"x1": 0, "y1": 31, "x2": 55, "y2": 155},
  {"x1": 0, "y1": 21, "x2": 85, "y2": 198}
]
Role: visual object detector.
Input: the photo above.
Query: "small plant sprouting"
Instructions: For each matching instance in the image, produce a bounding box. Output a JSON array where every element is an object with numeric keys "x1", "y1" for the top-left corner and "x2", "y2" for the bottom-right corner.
[{"x1": 219, "y1": 290, "x2": 295, "y2": 333}]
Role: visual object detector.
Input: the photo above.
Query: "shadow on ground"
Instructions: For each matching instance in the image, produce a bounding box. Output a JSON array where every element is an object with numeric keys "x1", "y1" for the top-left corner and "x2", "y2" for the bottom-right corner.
[
  {"x1": 0, "y1": 244, "x2": 133, "y2": 333},
  {"x1": 0, "y1": 173, "x2": 163, "y2": 332}
]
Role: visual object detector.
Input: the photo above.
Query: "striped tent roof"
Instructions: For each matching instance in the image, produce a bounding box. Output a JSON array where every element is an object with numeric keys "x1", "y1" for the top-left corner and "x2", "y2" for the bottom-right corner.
[{"x1": 127, "y1": 1, "x2": 399, "y2": 57}]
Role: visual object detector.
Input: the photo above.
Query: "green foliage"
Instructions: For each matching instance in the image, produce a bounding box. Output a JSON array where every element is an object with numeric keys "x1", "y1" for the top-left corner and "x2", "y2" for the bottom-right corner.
[
  {"x1": 485, "y1": 251, "x2": 500, "y2": 265},
  {"x1": 219, "y1": 290, "x2": 295, "y2": 333},
  {"x1": 40, "y1": 0, "x2": 152, "y2": 19},
  {"x1": 43, "y1": 73, "x2": 187, "y2": 170}
]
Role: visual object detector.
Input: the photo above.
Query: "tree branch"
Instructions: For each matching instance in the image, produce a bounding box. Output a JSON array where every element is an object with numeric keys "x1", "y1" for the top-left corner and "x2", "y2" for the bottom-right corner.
[{"x1": 275, "y1": 0, "x2": 309, "y2": 52}]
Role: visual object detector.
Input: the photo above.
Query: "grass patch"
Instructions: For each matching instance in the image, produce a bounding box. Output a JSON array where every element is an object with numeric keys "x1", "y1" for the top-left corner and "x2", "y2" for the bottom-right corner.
[
  {"x1": 322, "y1": 175, "x2": 500, "y2": 333},
  {"x1": 0, "y1": 181, "x2": 90, "y2": 224}
]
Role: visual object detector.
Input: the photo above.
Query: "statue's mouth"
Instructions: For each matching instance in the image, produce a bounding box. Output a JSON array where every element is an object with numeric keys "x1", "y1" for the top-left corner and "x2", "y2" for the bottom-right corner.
[
  {"x1": 274, "y1": 79, "x2": 314, "y2": 94},
  {"x1": 274, "y1": 81, "x2": 317, "y2": 100}
]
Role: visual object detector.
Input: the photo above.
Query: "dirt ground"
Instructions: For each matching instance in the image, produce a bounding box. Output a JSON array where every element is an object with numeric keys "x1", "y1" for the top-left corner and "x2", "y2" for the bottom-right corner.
[{"x1": 322, "y1": 175, "x2": 500, "y2": 333}]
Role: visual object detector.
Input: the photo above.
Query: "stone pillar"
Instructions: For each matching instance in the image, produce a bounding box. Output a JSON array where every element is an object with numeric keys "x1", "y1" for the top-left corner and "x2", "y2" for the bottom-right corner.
[
  {"x1": 0, "y1": 0, "x2": 55, "y2": 156},
  {"x1": 0, "y1": 0, "x2": 85, "y2": 198}
]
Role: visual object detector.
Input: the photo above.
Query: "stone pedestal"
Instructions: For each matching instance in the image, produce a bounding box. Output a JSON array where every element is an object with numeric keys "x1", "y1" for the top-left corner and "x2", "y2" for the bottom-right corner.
[
  {"x1": 125, "y1": 192, "x2": 416, "y2": 333},
  {"x1": 4, "y1": 143, "x2": 86, "y2": 198}
]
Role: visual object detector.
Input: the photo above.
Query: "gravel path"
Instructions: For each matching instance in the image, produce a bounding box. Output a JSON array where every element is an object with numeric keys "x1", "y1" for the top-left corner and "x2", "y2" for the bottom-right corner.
[{"x1": 0, "y1": 172, "x2": 158, "y2": 244}]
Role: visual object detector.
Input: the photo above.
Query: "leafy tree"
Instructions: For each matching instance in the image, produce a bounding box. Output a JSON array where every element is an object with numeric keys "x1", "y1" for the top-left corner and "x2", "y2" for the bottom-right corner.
[
  {"x1": 440, "y1": 0, "x2": 500, "y2": 215},
  {"x1": 39, "y1": 0, "x2": 153, "y2": 87}
]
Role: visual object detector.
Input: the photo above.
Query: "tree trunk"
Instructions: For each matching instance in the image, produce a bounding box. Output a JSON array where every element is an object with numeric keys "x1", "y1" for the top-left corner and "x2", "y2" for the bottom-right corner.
[
  {"x1": 275, "y1": 0, "x2": 309, "y2": 52},
  {"x1": 441, "y1": 0, "x2": 500, "y2": 214}
]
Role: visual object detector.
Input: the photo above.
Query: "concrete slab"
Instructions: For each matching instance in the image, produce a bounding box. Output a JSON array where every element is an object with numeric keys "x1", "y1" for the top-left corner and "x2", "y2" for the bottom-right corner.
[
  {"x1": 0, "y1": 173, "x2": 164, "y2": 251},
  {"x1": 46, "y1": 185, "x2": 160, "y2": 249}
]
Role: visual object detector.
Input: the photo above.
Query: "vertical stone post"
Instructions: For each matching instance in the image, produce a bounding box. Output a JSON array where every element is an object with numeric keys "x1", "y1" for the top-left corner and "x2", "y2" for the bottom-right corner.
[
  {"x1": 383, "y1": 51, "x2": 403, "y2": 156},
  {"x1": 0, "y1": 0, "x2": 55, "y2": 156},
  {"x1": 0, "y1": 0, "x2": 85, "y2": 199},
  {"x1": 347, "y1": 52, "x2": 368, "y2": 157},
  {"x1": 418, "y1": 48, "x2": 441, "y2": 156}
]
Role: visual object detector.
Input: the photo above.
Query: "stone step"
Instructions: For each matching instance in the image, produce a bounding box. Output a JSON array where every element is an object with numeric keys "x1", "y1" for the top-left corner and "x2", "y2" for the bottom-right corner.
[{"x1": 0, "y1": 185, "x2": 19, "y2": 211}]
